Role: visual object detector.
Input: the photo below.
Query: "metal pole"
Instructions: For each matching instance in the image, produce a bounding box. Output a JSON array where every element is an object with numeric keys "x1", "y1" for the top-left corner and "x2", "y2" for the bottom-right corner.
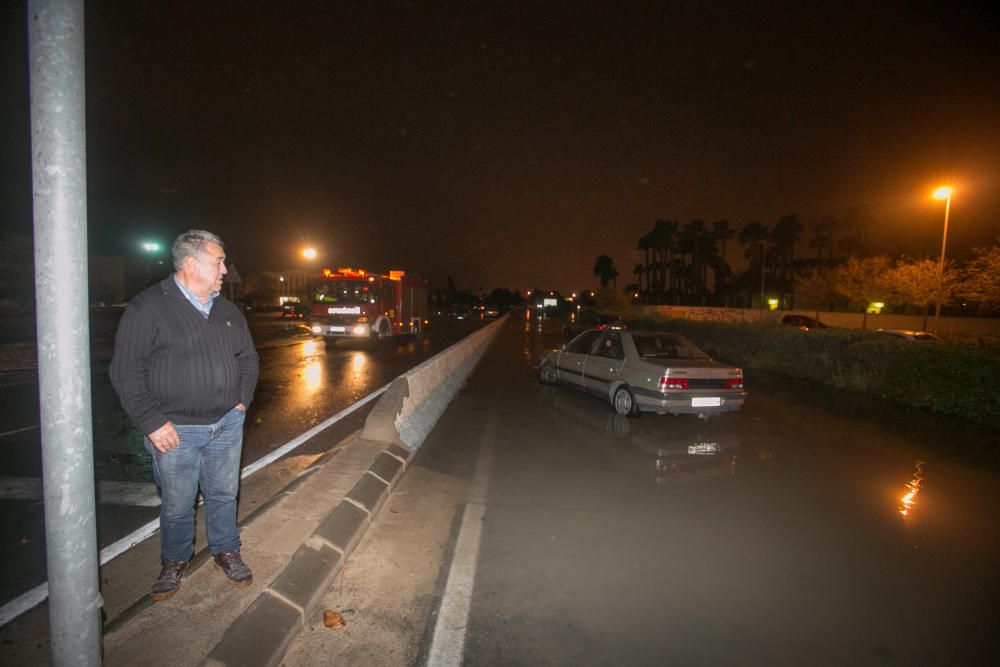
[
  {"x1": 933, "y1": 195, "x2": 951, "y2": 333},
  {"x1": 28, "y1": 1, "x2": 102, "y2": 664}
]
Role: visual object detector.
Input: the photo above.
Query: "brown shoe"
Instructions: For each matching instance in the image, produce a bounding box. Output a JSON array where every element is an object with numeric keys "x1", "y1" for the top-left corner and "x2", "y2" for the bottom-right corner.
[
  {"x1": 213, "y1": 550, "x2": 253, "y2": 587},
  {"x1": 150, "y1": 560, "x2": 188, "y2": 601}
]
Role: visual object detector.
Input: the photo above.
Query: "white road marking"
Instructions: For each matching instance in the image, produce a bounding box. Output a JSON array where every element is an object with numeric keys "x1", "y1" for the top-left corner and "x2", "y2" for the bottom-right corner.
[
  {"x1": 0, "y1": 424, "x2": 39, "y2": 438},
  {"x1": 427, "y1": 404, "x2": 497, "y2": 667}
]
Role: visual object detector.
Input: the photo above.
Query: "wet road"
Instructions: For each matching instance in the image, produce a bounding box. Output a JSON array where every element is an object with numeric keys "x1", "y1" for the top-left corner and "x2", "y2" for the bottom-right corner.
[
  {"x1": 0, "y1": 314, "x2": 485, "y2": 608},
  {"x1": 285, "y1": 312, "x2": 1000, "y2": 665}
]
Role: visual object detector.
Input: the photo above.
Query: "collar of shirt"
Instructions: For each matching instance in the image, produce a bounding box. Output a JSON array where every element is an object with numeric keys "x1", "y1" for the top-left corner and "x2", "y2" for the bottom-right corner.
[{"x1": 173, "y1": 274, "x2": 218, "y2": 317}]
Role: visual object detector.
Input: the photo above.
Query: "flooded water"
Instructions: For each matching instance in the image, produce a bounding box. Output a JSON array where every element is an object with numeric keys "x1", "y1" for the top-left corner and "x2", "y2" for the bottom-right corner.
[{"x1": 463, "y1": 312, "x2": 1000, "y2": 663}]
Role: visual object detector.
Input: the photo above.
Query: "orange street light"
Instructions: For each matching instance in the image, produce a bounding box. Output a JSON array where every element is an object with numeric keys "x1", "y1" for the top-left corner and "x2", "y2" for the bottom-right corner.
[
  {"x1": 931, "y1": 186, "x2": 953, "y2": 332},
  {"x1": 302, "y1": 247, "x2": 317, "y2": 260},
  {"x1": 932, "y1": 186, "x2": 953, "y2": 200}
]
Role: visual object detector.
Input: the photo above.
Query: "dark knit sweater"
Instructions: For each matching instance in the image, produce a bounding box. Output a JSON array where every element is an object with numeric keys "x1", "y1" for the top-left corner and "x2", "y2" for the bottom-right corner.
[{"x1": 110, "y1": 276, "x2": 260, "y2": 435}]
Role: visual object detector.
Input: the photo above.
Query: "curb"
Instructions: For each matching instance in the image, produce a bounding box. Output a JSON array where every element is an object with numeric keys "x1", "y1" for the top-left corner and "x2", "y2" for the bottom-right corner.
[{"x1": 203, "y1": 443, "x2": 412, "y2": 667}]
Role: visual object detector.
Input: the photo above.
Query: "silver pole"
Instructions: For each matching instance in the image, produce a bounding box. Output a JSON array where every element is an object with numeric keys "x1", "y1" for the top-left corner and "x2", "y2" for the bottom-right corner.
[
  {"x1": 933, "y1": 195, "x2": 951, "y2": 333},
  {"x1": 28, "y1": 0, "x2": 102, "y2": 664}
]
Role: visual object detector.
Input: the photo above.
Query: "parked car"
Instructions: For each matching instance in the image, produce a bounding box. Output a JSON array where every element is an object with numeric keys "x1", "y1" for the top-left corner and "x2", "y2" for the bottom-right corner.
[
  {"x1": 281, "y1": 303, "x2": 305, "y2": 319},
  {"x1": 781, "y1": 314, "x2": 830, "y2": 330},
  {"x1": 539, "y1": 329, "x2": 745, "y2": 419},
  {"x1": 876, "y1": 328, "x2": 942, "y2": 342}
]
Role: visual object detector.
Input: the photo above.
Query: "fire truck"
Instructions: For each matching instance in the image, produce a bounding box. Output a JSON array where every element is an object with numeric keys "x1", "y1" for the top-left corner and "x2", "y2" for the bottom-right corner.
[{"x1": 308, "y1": 268, "x2": 428, "y2": 343}]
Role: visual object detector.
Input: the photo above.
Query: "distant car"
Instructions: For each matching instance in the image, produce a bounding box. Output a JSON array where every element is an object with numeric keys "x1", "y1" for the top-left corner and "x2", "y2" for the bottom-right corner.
[
  {"x1": 539, "y1": 329, "x2": 745, "y2": 418},
  {"x1": 876, "y1": 328, "x2": 942, "y2": 342},
  {"x1": 281, "y1": 303, "x2": 305, "y2": 319},
  {"x1": 563, "y1": 312, "x2": 626, "y2": 340},
  {"x1": 781, "y1": 314, "x2": 830, "y2": 330},
  {"x1": 483, "y1": 307, "x2": 500, "y2": 319}
]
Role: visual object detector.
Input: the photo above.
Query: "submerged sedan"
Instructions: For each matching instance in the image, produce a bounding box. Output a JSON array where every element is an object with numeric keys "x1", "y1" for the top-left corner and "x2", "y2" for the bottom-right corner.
[{"x1": 539, "y1": 329, "x2": 745, "y2": 418}]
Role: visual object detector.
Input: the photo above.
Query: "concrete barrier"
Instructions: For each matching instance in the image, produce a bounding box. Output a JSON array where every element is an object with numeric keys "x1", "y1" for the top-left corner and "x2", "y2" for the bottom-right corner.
[{"x1": 361, "y1": 315, "x2": 507, "y2": 450}]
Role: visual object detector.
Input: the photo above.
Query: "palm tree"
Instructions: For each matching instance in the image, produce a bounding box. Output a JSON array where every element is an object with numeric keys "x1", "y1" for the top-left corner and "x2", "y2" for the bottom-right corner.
[
  {"x1": 810, "y1": 215, "x2": 834, "y2": 262},
  {"x1": 712, "y1": 219, "x2": 734, "y2": 295},
  {"x1": 652, "y1": 219, "x2": 677, "y2": 298},
  {"x1": 771, "y1": 214, "x2": 803, "y2": 281},
  {"x1": 712, "y1": 220, "x2": 736, "y2": 305},
  {"x1": 684, "y1": 220, "x2": 708, "y2": 299},
  {"x1": 593, "y1": 255, "x2": 619, "y2": 288},
  {"x1": 739, "y1": 221, "x2": 770, "y2": 270},
  {"x1": 739, "y1": 221, "x2": 770, "y2": 308},
  {"x1": 637, "y1": 230, "x2": 655, "y2": 299}
]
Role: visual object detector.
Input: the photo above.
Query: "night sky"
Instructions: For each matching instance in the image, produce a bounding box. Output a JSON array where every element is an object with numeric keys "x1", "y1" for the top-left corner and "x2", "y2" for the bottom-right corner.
[{"x1": 2, "y1": 1, "x2": 999, "y2": 293}]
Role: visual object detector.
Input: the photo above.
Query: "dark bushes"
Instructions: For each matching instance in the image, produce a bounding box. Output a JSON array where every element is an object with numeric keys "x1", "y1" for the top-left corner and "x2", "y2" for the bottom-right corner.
[{"x1": 635, "y1": 318, "x2": 1000, "y2": 424}]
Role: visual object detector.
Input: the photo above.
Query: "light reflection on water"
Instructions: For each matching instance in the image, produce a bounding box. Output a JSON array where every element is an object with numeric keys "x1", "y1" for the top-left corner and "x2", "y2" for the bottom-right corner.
[
  {"x1": 352, "y1": 351, "x2": 366, "y2": 370},
  {"x1": 302, "y1": 360, "x2": 322, "y2": 392},
  {"x1": 338, "y1": 350, "x2": 371, "y2": 393},
  {"x1": 300, "y1": 340, "x2": 323, "y2": 392},
  {"x1": 543, "y1": 387, "x2": 741, "y2": 485},
  {"x1": 898, "y1": 460, "x2": 925, "y2": 518}
]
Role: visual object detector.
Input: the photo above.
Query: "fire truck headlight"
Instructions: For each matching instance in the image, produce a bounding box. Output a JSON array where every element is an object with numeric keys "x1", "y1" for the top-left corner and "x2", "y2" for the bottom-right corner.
[
  {"x1": 352, "y1": 325, "x2": 368, "y2": 335},
  {"x1": 311, "y1": 325, "x2": 322, "y2": 334}
]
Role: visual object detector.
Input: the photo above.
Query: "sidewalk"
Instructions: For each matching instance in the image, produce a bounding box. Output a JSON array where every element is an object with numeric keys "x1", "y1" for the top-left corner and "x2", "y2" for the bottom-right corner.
[{"x1": 103, "y1": 434, "x2": 411, "y2": 666}]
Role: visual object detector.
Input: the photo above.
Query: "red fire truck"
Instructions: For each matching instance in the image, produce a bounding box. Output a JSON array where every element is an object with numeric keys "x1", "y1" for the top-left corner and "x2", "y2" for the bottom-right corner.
[{"x1": 308, "y1": 268, "x2": 428, "y2": 343}]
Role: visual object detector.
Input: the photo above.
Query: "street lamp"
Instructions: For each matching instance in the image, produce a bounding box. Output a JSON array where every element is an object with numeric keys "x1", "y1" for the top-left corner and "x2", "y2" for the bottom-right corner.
[
  {"x1": 302, "y1": 247, "x2": 317, "y2": 260},
  {"x1": 931, "y1": 186, "x2": 953, "y2": 331}
]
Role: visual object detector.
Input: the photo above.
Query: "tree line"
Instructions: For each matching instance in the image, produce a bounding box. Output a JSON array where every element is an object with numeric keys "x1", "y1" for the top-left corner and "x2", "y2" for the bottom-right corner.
[{"x1": 591, "y1": 215, "x2": 1000, "y2": 317}]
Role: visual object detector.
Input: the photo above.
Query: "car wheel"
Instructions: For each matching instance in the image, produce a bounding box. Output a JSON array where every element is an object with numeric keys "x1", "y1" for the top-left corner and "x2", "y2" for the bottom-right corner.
[
  {"x1": 539, "y1": 363, "x2": 557, "y2": 385},
  {"x1": 612, "y1": 386, "x2": 638, "y2": 417}
]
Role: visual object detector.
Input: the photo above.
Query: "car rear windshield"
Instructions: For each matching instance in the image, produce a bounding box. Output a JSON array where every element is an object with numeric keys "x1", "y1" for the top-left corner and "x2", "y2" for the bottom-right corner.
[{"x1": 632, "y1": 334, "x2": 709, "y2": 359}]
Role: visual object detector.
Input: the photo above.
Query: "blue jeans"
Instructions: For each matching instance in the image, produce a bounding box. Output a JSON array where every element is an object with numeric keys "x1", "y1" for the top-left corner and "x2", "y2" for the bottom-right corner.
[{"x1": 144, "y1": 407, "x2": 247, "y2": 562}]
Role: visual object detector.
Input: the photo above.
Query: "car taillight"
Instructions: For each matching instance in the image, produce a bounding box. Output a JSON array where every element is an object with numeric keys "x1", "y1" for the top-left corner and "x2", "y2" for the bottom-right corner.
[
  {"x1": 725, "y1": 377, "x2": 744, "y2": 390},
  {"x1": 659, "y1": 377, "x2": 688, "y2": 390}
]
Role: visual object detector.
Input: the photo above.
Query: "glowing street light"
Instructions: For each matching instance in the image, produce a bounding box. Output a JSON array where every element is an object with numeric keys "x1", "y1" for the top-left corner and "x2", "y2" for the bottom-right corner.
[
  {"x1": 302, "y1": 247, "x2": 317, "y2": 260},
  {"x1": 931, "y1": 186, "x2": 953, "y2": 331},
  {"x1": 141, "y1": 241, "x2": 160, "y2": 253}
]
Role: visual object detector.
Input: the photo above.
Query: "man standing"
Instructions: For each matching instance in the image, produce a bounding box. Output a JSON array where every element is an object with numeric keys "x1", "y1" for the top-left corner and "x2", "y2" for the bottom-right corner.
[{"x1": 111, "y1": 230, "x2": 260, "y2": 601}]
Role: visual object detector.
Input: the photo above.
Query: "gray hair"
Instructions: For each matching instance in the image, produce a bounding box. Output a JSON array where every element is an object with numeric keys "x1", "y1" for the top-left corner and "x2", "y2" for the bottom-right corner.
[{"x1": 172, "y1": 229, "x2": 224, "y2": 270}]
